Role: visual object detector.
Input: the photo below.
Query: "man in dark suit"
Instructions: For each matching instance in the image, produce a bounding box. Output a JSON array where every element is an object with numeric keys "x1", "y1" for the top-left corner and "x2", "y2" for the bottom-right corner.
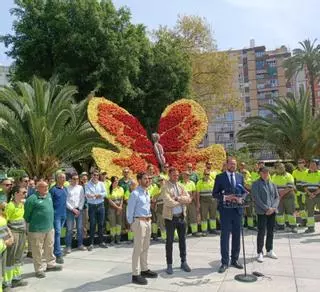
[{"x1": 212, "y1": 158, "x2": 246, "y2": 273}]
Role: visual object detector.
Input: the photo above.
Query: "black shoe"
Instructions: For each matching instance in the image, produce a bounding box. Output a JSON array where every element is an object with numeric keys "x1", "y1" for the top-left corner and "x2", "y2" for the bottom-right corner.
[
  {"x1": 209, "y1": 229, "x2": 220, "y2": 235},
  {"x1": 248, "y1": 226, "x2": 258, "y2": 231},
  {"x1": 56, "y1": 256, "x2": 64, "y2": 264},
  {"x1": 35, "y1": 271, "x2": 46, "y2": 278},
  {"x1": 26, "y1": 251, "x2": 32, "y2": 258},
  {"x1": 46, "y1": 265, "x2": 63, "y2": 272},
  {"x1": 181, "y1": 262, "x2": 191, "y2": 272},
  {"x1": 132, "y1": 275, "x2": 148, "y2": 285},
  {"x1": 99, "y1": 242, "x2": 108, "y2": 248},
  {"x1": 11, "y1": 280, "x2": 28, "y2": 288},
  {"x1": 218, "y1": 264, "x2": 228, "y2": 273},
  {"x1": 141, "y1": 269, "x2": 158, "y2": 278},
  {"x1": 87, "y1": 244, "x2": 94, "y2": 251},
  {"x1": 231, "y1": 261, "x2": 244, "y2": 269},
  {"x1": 276, "y1": 225, "x2": 285, "y2": 231},
  {"x1": 166, "y1": 264, "x2": 173, "y2": 275},
  {"x1": 305, "y1": 227, "x2": 315, "y2": 233}
]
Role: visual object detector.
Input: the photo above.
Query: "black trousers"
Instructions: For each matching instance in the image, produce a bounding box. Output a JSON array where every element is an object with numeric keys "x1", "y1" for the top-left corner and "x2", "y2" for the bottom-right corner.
[
  {"x1": 165, "y1": 216, "x2": 187, "y2": 265},
  {"x1": 257, "y1": 213, "x2": 276, "y2": 254}
]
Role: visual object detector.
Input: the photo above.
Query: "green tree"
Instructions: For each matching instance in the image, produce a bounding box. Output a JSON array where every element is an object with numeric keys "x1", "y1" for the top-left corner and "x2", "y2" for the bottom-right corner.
[
  {"x1": 284, "y1": 39, "x2": 320, "y2": 116},
  {"x1": 0, "y1": 77, "x2": 108, "y2": 178},
  {"x1": 164, "y1": 15, "x2": 241, "y2": 117},
  {"x1": 237, "y1": 93, "x2": 320, "y2": 160},
  {"x1": 1, "y1": 0, "x2": 191, "y2": 133}
]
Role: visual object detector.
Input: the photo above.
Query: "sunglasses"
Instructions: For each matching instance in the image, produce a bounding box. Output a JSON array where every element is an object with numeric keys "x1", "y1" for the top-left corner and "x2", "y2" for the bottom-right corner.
[{"x1": 4, "y1": 184, "x2": 12, "y2": 187}]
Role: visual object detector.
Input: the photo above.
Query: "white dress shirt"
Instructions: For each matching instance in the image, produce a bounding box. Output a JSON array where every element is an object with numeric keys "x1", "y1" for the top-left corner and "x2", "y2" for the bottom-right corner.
[{"x1": 67, "y1": 184, "x2": 85, "y2": 210}]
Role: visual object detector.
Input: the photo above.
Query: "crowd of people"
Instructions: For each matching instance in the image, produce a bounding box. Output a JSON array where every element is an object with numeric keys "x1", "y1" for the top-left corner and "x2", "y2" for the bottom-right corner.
[{"x1": 0, "y1": 157, "x2": 319, "y2": 288}]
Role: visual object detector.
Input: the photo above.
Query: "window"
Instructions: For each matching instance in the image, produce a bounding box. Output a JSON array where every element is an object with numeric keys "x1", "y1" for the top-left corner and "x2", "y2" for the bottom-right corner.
[
  {"x1": 259, "y1": 109, "x2": 271, "y2": 118},
  {"x1": 257, "y1": 83, "x2": 265, "y2": 90},
  {"x1": 258, "y1": 93, "x2": 265, "y2": 99},
  {"x1": 246, "y1": 106, "x2": 251, "y2": 112},
  {"x1": 318, "y1": 91, "x2": 320, "y2": 97},
  {"x1": 245, "y1": 87, "x2": 249, "y2": 93},
  {"x1": 256, "y1": 60, "x2": 265, "y2": 70},
  {"x1": 256, "y1": 74, "x2": 264, "y2": 80},
  {"x1": 256, "y1": 51, "x2": 265, "y2": 57},
  {"x1": 270, "y1": 79, "x2": 279, "y2": 88},
  {"x1": 245, "y1": 96, "x2": 250, "y2": 103}
]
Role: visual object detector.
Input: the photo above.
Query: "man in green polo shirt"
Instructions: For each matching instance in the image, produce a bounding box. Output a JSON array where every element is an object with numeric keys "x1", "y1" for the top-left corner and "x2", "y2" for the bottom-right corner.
[{"x1": 24, "y1": 181, "x2": 62, "y2": 278}]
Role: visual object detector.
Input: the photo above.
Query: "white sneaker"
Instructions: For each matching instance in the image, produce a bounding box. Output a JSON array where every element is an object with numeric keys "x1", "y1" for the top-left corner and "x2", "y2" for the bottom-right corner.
[
  {"x1": 257, "y1": 253, "x2": 264, "y2": 263},
  {"x1": 266, "y1": 250, "x2": 278, "y2": 259}
]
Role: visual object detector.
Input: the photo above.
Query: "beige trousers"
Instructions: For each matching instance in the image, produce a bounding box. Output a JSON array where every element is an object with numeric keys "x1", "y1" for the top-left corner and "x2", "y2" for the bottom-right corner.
[
  {"x1": 131, "y1": 219, "x2": 151, "y2": 276},
  {"x1": 29, "y1": 229, "x2": 56, "y2": 273}
]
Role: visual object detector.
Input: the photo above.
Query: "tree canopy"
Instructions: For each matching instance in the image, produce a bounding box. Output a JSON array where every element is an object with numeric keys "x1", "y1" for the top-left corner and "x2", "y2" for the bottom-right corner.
[
  {"x1": 284, "y1": 39, "x2": 320, "y2": 116},
  {"x1": 0, "y1": 77, "x2": 109, "y2": 178},
  {"x1": 237, "y1": 93, "x2": 320, "y2": 160},
  {"x1": 1, "y1": 0, "x2": 192, "y2": 133}
]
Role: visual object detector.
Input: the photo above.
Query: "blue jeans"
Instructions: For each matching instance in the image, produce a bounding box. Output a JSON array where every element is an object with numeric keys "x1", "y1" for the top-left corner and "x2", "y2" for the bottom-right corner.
[
  {"x1": 88, "y1": 203, "x2": 105, "y2": 245},
  {"x1": 66, "y1": 209, "x2": 83, "y2": 248},
  {"x1": 54, "y1": 216, "x2": 66, "y2": 257}
]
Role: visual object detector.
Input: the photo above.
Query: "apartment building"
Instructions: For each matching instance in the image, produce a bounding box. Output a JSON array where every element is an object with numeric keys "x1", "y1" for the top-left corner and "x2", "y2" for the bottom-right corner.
[
  {"x1": 207, "y1": 42, "x2": 292, "y2": 157},
  {"x1": 0, "y1": 65, "x2": 9, "y2": 86}
]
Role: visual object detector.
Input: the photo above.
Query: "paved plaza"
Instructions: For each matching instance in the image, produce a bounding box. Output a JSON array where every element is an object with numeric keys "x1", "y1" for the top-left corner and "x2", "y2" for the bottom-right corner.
[{"x1": 17, "y1": 224, "x2": 320, "y2": 292}]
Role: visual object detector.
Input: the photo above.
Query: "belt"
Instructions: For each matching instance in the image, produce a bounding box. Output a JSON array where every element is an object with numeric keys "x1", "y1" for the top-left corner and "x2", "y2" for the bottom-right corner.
[
  {"x1": 135, "y1": 217, "x2": 152, "y2": 221},
  {"x1": 172, "y1": 213, "x2": 183, "y2": 218},
  {"x1": 199, "y1": 192, "x2": 212, "y2": 197},
  {"x1": 88, "y1": 202, "x2": 104, "y2": 207}
]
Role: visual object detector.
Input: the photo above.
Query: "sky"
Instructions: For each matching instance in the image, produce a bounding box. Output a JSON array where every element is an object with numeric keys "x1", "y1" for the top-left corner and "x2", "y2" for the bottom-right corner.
[{"x1": 0, "y1": 0, "x2": 319, "y2": 66}]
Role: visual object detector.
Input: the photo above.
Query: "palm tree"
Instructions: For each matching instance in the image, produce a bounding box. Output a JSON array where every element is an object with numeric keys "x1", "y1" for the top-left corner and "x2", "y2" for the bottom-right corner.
[
  {"x1": 237, "y1": 93, "x2": 320, "y2": 161},
  {"x1": 0, "y1": 77, "x2": 108, "y2": 178},
  {"x1": 284, "y1": 39, "x2": 320, "y2": 116}
]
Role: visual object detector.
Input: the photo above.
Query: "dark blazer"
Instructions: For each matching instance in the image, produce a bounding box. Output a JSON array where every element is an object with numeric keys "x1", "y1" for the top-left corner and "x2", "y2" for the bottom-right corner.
[{"x1": 212, "y1": 172, "x2": 245, "y2": 210}]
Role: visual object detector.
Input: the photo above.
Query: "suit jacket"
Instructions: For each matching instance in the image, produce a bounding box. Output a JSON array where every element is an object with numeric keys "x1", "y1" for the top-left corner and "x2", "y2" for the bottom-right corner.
[
  {"x1": 212, "y1": 172, "x2": 245, "y2": 212},
  {"x1": 161, "y1": 181, "x2": 191, "y2": 220}
]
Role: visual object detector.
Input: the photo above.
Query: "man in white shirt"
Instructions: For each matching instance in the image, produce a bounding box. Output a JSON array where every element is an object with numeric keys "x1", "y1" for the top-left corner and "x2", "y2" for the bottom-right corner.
[{"x1": 65, "y1": 173, "x2": 86, "y2": 253}]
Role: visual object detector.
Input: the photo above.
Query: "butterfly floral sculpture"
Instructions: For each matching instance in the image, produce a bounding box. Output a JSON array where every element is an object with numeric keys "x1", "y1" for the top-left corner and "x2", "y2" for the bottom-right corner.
[{"x1": 88, "y1": 97, "x2": 226, "y2": 176}]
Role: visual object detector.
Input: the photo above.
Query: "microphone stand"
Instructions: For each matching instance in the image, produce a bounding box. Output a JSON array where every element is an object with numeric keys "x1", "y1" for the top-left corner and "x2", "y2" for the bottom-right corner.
[{"x1": 234, "y1": 201, "x2": 257, "y2": 283}]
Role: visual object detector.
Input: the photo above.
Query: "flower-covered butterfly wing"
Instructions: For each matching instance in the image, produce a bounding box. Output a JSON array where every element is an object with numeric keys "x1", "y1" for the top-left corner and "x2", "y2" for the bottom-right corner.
[
  {"x1": 158, "y1": 99, "x2": 226, "y2": 171},
  {"x1": 88, "y1": 97, "x2": 158, "y2": 176}
]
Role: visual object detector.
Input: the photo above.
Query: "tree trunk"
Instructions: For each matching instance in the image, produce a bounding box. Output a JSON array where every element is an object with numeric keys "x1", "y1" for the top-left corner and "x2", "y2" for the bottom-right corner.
[{"x1": 310, "y1": 74, "x2": 316, "y2": 116}]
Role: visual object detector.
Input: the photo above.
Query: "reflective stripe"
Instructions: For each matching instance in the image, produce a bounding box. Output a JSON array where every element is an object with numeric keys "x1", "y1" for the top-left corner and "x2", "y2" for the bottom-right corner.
[{"x1": 199, "y1": 192, "x2": 212, "y2": 197}]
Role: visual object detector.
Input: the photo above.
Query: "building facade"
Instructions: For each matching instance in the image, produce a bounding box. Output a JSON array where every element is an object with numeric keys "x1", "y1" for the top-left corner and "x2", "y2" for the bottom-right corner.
[
  {"x1": 207, "y1": 44, "x2": 292, "y2": 157},
  {"x1": 0, "y1": 65, "x2": 9, "y2": 86}
]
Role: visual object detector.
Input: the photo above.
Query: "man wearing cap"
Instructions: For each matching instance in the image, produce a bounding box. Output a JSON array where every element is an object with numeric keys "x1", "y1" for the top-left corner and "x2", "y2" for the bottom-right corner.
[
  {"x1": 251, "y1": 167, "x2": 279, "y2": 263},
  {"x1": 303, "y1": 160, "x2": 320, "y2": 233},
  {"x1": 271, "y1": 163, "x2": 297, "y2": 233},
  {"x1": 196, "y1": 170, "x2": 219, "y2": 236},
  {"x1": 127, "y1": 172, "x2": 157, "y2": 285}
]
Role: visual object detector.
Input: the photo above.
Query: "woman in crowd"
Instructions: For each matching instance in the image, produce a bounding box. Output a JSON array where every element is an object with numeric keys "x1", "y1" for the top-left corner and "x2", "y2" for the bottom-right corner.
[
  {"x1": 3, "y1": 186, "x2": 28, "y2": 289},
  {"x1": 108, "y1": 177, "x2": 124, "y2": 244}
]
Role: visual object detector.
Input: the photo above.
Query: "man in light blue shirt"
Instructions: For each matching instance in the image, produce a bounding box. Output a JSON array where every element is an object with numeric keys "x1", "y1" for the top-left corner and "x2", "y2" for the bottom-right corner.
[
  {"x1": 127, "y1": 172, "x2": 157, "y2": 285},
  {"x1": 85, "y1": 170, "x2": 107, "y2": 250}
]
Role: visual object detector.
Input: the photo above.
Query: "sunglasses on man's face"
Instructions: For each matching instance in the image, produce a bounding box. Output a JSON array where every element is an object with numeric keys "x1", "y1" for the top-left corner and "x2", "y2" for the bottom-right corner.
[{"x1": 4, "y1": 184, "x2": 12, "y2": 187}]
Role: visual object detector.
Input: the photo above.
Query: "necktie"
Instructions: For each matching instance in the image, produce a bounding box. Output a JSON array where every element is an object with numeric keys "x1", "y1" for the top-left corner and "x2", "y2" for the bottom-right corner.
[{"x1": 230, "y1": 172, "x2": 235, "y2": 191}]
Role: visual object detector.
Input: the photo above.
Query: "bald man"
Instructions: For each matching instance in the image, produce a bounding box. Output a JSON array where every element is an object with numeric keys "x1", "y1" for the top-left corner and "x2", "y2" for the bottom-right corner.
[{"x1": 24, "y1": 181, "x2": 62, "y2": 278}]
